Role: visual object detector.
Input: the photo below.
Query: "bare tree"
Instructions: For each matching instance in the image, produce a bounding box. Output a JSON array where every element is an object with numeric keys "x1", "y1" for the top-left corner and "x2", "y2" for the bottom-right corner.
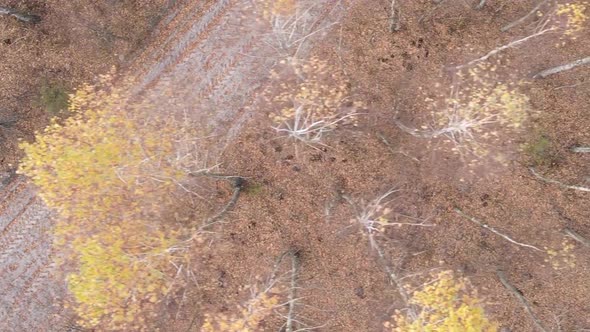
[{"x1": 0, "y1": 6, "x2": 41, "y2": 23}]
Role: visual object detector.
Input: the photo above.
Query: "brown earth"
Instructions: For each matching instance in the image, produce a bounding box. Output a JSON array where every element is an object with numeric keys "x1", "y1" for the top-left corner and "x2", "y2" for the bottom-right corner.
[{"x1": 1, "y1": 0, "x2": 589, "y2": 331}]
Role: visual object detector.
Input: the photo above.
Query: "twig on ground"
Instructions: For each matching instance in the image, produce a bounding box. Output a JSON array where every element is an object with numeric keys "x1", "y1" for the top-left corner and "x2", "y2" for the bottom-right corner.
[
  {"x1": 564, "y1": 228, "x2": 590, "y2": 247},
  {"x1": 529, "y1": 167, "x2": 590, "y2": 193},
  {"x1": 0, "y1": 6, "x2": 41, "y2": 23},
  {"x1": 533, "y1": 56, "x2": 590, "y2": 78},
  {"x1": 198, "y1": 177, "x2": 245, "y2": 231},
  {"x1": 501, "y1": 0, "x2": 548, "y2": 32},
  {"x1": 497, "y1": 270, "x2": 548, "y2": 332},
  {"x1": 454, "y1": 208, "x2": 543, "y2": 252},
  {"x1": 571, "y1": 146, "x2": 590, "y2": 153},
  {"x1": 454, "y1": 24, "x2": 554, "y2": 70},
  {"x1": 389, "y1": 0, "x2": 401, "y2": 32}
]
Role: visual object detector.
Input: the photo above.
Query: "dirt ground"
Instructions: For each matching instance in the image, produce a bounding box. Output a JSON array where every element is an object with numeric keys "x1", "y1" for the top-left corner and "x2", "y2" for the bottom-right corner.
[{"x1": 2, "y1": 0, "x2": 590, "y2": 331}]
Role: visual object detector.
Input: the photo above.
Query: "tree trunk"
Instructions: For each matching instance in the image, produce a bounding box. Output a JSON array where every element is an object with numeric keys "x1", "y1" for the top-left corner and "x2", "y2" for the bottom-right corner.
[{"x1": 0, "y1": 6, "x2": 41, "y2": 23}]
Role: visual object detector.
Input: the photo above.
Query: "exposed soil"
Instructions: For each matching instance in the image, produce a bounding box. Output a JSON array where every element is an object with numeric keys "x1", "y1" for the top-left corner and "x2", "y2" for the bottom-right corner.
[{"x1": 1, "y1": 0, "x2": 589, "y2": 331}]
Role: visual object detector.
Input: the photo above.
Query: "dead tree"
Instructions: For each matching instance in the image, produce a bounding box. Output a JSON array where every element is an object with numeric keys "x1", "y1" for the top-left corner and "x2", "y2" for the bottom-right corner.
[
  {"x1": 533, "y1": 56, "x2": 590, "y2": 78},
  {"x1": 0, "y1": 6, "x2": 41, "y2": 23},
  {"x1": 389, "y1": 0, "x2": 401, "y2": 32}
]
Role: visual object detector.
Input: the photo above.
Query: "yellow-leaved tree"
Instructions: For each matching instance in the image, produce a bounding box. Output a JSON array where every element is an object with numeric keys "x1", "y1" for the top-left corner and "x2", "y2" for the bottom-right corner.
[
  {"x1": 387, "y1": 271, "x2": 498, "y2": 332},
  {"x1": 19, "y1": 74, "x2": 199, "y2": 330}
]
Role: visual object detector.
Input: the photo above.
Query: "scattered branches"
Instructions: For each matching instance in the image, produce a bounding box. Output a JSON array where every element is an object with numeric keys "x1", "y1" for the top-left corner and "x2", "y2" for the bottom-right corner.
[
  {"x1": 456, "y1": 2, "x2": 589, "y2": 69},
  {"x1": 201, "y1": 249, "x2": 313, "y2": 332},
  {"x1": 272, "y1": 105, "x2": 359, "y2": 145},
  {"x1": 262, "y1": 1, "x2": 339, "y2": 59},
  {"x1": 454, "y1": 208, "x2": 543, "y2": 252},
  {"x1": 533, "y1": 56, "x2": 590, "y2": 78},
  {"x1": 497, "y1": 270, "x2": 548, "y2": 332},
  {"x1": 344, "y1": 189, "x2": 435, "y2": 321},
  {"x1": 529, "y1": 167, "x2": 590, "y2": 193},
  {"x1": 377, "y1": 132, "x2": 420, "y2": 163}
]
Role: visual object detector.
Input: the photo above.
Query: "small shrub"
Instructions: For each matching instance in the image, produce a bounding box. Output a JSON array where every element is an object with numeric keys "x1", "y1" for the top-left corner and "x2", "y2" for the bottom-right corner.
[
  {"x1": 39, "y1": 82, "x2": 70, "y2": 116},
  {"x1": 523, "y1": 134, "x2": 559, "y2": 167}
]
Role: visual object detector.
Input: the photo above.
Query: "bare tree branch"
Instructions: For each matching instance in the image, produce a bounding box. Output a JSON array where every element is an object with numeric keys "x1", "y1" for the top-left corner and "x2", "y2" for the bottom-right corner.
[
  {"x1": 501, "y1": 0, "x2": 548, "y2": 32},
  {"x1": 454, "y1": 208, "x2": 543, "y2": 252},
  {"x1": 198, "y1": 176, "x2": 245, "y2": 230},
  {"x1": 564, "y1": 228, "x2": 590, "y2": 247},
  {"x1": 454, "y1": 26, "x2": 554, "y2": 70},
  {"x1": 497, "y1": 271, "x2": 548, "y2": 332},
  {"x1": 529, "y1": 167, "x2": 590, "y2": 193},
  {"x1": 533, "y1": 56, "x2": 590, "y2": 78},
  {"x1": 0, "y1": 6, "x2": 41, "y2": 23},
  {"x1": 389, "y1": 0, "x2": 401, "y2": 32},
  {"x1": 571, "y1": 146, "x2": 590, "y2": 153}
]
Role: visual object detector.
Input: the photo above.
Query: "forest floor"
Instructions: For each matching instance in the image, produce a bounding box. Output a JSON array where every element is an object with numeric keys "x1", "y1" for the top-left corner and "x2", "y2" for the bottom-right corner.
[
  {"x1": 1, "y1": 0, "x2": 589, "y2": 331},
  {"x1": 166, "y1": 1, "x2": 590, "y2": 331}
]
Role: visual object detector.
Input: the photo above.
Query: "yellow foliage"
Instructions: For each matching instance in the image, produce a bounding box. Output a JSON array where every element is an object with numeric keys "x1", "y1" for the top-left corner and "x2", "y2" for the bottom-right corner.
[
  {"x1": 68, "y1": 226, "x2": 181, "y2": 329},
  {"x1": 20, "y1": 77, "x2": 184, "y2": 224},
  {"x1": 557, "y1": 2, "x2": 588, "y2": 36},
  {"x1": 19, "y1": 74, "x2": 195, "y2": 330},
  {"x1": 545, "y1": 239, "x2": 576, "y2": 270},
  {"x1": 388, "y1": 271, "x2": 498, "y2": 332}
]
